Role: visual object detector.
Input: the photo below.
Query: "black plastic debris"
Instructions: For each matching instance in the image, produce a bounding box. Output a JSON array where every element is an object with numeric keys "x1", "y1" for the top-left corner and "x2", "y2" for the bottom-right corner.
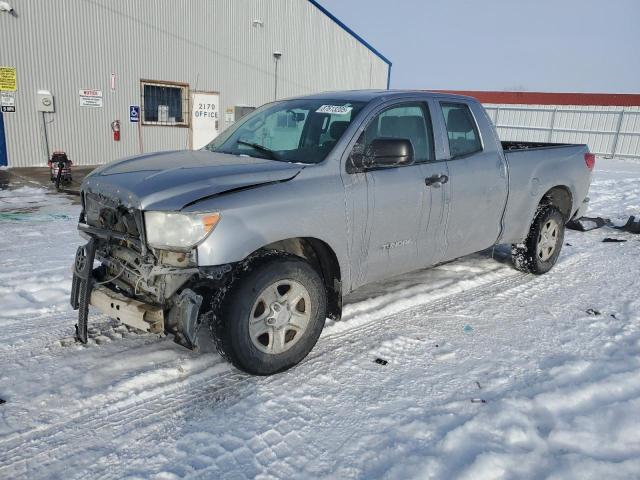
[
  {"x1": 0, "y1": 398, "x2": 5, "y2": 405},
  {"x1": 615, "y1": 216, "x2": 640, "y2": 234},
  {"x1": 471, "y1": 398, "x2": 487, "y2": 404},
  {"x1": 566, "y1": 216, "x2": 609, "y2": 232},
  {"x1": 586, "y1": 308, "x2": 601, "y2": 316},
  {"x1": 375, "y1": 358, "x2": 388, "y2": 366},
  {"x1": 475, "y1": 381, "x2": 482, "y2": 390},
  {"x1": 602, "y1": 238, "x2": 627, "y2": 243}
]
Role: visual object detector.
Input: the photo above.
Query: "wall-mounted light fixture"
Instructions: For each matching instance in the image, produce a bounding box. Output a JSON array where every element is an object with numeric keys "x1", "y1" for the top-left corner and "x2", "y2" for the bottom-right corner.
[
  {"x1": 273, "y1": 51, "x2": 282, "y2": 101},
  {"x1": 0, "y1": 1, "x2": 17, "y2": 16}
]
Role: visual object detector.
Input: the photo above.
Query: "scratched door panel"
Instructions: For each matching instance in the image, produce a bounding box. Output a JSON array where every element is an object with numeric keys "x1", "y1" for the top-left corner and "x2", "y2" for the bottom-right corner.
[{"x1": 360, "y1": 164, "x2": 424, "y2": 284}]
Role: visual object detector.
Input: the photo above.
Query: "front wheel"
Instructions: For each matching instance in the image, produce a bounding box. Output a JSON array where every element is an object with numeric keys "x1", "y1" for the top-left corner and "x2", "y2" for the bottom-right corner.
[
  {"x1": 212, "y1": 252, "x2": 327, "y2": 375},
  {"x1": 512, "y1": 206, "x2": 565, "y2": 274}
]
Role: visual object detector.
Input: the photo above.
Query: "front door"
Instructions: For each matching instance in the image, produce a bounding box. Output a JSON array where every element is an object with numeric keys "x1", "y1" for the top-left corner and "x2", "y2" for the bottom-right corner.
[
  {"x1": 191, "y1": 91, "x2": 220, "y2": 150},
  {"x1": 344, "y1": 101, "x2": 447, "y2": 287}
]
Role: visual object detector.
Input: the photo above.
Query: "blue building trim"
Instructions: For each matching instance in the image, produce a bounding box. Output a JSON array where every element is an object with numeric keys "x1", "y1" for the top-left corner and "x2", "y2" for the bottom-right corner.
[
  {"x1": 0, "y1": 112, "x2": 8, "y2": 167},
  {"x1": 307, "y1": 0, "x2": 392, "y2": 89}
]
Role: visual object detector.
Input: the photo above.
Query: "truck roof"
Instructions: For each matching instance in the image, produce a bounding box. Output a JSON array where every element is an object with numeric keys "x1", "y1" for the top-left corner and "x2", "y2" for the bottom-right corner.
[{"x1": 297, "y1": 89, "x2": 478, "y2": 103}]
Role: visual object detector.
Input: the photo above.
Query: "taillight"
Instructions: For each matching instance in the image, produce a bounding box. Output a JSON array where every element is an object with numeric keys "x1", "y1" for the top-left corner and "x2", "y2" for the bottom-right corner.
[{"x1": 584, "y1": 153, "x2": 596, "y2": 170}]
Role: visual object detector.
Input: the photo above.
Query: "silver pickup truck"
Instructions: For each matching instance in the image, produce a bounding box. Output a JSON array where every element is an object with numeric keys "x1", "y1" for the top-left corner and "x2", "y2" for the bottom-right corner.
[{"x1": 71, "y1": 90, "x2": 594, "y2": 375}]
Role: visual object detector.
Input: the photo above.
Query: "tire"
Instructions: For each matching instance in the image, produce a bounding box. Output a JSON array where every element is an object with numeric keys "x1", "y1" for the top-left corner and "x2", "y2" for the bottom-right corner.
[
  {"x1": 511, "y1": 206, "x2": 565, "y2": 274},
  {"x1": 213, "y1": 252, "x2": 327, "y2": 375}
]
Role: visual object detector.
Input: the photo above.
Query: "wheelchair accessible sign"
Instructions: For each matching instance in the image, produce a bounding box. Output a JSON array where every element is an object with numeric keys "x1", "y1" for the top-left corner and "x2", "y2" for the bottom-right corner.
[{"x1": 129, "y1": 105, "x2": 140, "y2": 123}]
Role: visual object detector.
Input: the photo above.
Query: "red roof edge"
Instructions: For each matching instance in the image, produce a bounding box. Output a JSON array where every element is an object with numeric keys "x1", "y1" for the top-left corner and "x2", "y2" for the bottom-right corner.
[{"x1": 432, "y1": 90, "x2": 640, "y2": 107}]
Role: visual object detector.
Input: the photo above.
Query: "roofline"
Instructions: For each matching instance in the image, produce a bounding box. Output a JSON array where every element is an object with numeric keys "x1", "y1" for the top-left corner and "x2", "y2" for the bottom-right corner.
[
  {"x1": 307, "y1": 0, "x2": 392, "y2": 88},
  {"x1": 433, "y1": 90, "x2": 640, "y2": 107}
]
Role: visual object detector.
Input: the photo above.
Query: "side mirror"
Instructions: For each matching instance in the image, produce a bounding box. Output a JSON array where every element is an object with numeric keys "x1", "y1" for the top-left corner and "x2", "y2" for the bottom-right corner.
[{"x1": 350, "y1": 137, "x2": 414, "y2": 172}]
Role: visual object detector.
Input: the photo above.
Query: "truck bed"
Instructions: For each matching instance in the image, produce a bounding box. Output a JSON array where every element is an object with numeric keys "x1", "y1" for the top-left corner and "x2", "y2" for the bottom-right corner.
[{"x1": 499, "y1": 141, "x2": 592, "y2": 244}]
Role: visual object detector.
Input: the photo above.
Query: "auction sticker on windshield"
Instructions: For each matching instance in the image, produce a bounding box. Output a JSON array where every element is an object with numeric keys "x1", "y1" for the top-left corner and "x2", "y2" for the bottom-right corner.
[{"x1": 316, "y1": 105, "x2": 353, "y2": 115}]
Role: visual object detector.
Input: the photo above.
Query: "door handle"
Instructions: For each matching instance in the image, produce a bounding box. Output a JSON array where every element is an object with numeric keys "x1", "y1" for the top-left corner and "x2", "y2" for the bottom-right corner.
[{"x1": 425, "y1": 174, "x2": 449, "y2": 187}]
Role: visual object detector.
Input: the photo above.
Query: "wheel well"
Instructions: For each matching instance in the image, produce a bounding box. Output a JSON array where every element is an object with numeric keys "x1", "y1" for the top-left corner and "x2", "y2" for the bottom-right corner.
[
  {"x1": 540, "y1": 186, "x2": 573, "y2": 221},
  {"x1": 260, "y1": 237, "x2": 342, "y2": 320}
]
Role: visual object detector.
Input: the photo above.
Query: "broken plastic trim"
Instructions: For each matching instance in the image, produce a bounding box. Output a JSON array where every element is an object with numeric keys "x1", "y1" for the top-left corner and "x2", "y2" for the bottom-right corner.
[{"x1": 167, "y1": 289, "x2": 203, "y2": 350}]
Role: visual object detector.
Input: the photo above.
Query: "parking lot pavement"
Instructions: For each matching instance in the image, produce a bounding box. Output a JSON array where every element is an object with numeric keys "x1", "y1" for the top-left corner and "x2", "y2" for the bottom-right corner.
[{"x1": 0, "y1": 166, "x2": 97, "y2": 196}]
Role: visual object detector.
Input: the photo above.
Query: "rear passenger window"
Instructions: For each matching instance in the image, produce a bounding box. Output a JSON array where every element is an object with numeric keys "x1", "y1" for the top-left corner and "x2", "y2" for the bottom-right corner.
[
  {"x1": 441, "y1": 102, "x2": 482, "y2": 158},
  {"x1": 359, "y1": 103, "x2": 435, "y2": 163}
]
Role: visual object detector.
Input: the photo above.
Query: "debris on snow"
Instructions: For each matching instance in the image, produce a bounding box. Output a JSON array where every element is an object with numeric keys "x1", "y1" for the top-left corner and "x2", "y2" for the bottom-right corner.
[
  {"x1": 566, "y1": 216, "x2": 609, "y2": 231},
  {"x1": 602, "y1": 237, "x2": 627, "y2": 243},
  {"x1": 615, "y1": 215, "x2": 640, "y2": 234},
  {"x1": 374, "y1": 358, "x2": 388, "y2": 366}
]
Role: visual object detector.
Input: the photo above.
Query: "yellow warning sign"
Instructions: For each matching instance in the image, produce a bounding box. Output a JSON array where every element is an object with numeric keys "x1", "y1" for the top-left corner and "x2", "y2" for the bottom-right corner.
[{"x1": 0, "y1": 67, "x2": 17, "y2": 91}]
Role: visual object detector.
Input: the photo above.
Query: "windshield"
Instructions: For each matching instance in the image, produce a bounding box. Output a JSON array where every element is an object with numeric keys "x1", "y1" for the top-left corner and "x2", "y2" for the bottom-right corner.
[{"x1": 204, "y1": 99, "x2": 367, "y2": 164}]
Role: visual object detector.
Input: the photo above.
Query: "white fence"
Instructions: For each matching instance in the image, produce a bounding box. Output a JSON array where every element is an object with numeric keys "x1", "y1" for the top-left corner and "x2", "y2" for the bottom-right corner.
[{"x1": 484, "y1": 104, "x2": 640, "y2": 159}]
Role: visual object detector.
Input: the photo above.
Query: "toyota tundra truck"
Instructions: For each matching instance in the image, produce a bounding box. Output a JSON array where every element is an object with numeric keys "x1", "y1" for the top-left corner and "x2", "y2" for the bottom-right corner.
[{"x1": 70, "y1": 90, "x2": 594, "y2": 375}]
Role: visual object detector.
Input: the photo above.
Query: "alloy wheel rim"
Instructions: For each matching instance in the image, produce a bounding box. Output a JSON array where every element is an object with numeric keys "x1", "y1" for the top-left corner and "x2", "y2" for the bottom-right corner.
[
  {"x1": 249, "y1": 279, "x2": 311, "y2": 354},
  {"x1": 537, "y1": 218, "x2": 560, "y2": 261}
]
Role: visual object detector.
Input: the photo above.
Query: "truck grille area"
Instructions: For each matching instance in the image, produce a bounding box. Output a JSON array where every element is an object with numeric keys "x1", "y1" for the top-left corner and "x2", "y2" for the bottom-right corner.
[{"x1": 84, "y1": 192, "x2": 141, "y2": 240}]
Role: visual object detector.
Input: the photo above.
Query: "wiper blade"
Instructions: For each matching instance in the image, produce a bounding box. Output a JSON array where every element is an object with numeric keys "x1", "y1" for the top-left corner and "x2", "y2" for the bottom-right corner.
[{"x1": 237, "y1": 140, "x2": 279, "y2": 160}]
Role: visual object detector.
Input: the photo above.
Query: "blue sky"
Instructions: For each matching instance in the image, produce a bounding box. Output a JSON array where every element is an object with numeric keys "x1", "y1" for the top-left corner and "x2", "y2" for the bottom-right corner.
[{"x1": 319, "y1": 0, "x2": 640, "y2": 93}]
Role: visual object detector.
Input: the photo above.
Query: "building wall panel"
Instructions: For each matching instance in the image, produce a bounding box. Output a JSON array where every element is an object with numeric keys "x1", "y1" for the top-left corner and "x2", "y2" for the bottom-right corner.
[
  {"x1": 485, "y1": 104, "x2": 640, "y2": 158},
  {"x1": 0, "y1": 0, "x2": 390, "y2": 167}
]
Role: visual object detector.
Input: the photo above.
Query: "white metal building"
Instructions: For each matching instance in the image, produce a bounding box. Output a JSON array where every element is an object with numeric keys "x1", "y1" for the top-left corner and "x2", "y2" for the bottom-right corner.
[{"x1": 0, "y1": 0, "x2": 391, "y2": 168}]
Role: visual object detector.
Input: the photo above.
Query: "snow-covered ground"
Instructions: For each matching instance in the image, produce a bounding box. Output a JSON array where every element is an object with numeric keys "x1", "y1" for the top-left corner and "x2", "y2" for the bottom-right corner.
[{"x1": 0, "y1": 158, "x2": 639, "y2": 479}]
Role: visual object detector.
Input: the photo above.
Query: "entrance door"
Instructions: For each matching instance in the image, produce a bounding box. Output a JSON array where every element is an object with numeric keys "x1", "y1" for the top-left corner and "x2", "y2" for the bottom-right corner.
[
  {"x1": 191, "y1": 91, "x2": 220, "y2": 150},
  {"x1": 0, "y1": 111, "x2": 7, "y2": 167}
]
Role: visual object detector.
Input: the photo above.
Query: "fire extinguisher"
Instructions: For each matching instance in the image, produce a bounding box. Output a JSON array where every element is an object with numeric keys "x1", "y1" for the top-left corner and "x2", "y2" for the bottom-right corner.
[{"x1": 111, "y1": 120, "x2": 121, "y2": 141}]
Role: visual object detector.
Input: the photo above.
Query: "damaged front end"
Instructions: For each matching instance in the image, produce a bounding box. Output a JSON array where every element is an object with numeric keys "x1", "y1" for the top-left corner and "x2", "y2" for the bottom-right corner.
[{"x1": 70, "y1": 192, "x2": 229, "y2": 349}]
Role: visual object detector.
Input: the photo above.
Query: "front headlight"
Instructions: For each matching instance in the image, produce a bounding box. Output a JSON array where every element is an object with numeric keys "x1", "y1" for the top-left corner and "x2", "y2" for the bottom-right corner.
[{"x1": 144, "y1": 211, "x2": 221, "y2": 250}]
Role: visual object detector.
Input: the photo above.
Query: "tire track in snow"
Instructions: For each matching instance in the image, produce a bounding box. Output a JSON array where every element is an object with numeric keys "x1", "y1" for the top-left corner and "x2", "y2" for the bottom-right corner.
[{"x1": 0, "y1": 269, "x2": 532, "y2": 476}]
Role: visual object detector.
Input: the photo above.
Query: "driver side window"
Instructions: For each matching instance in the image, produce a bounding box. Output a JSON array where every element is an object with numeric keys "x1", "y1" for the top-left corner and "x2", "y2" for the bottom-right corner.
[{"x1": 356, "y1": 103, "x2": 434, "y2": 163}]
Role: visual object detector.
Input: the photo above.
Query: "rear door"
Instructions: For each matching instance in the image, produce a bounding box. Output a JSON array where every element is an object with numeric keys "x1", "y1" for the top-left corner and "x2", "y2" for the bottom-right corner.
[{"x1": 438, "y1": 101, "x2": 508, "y2": 260}]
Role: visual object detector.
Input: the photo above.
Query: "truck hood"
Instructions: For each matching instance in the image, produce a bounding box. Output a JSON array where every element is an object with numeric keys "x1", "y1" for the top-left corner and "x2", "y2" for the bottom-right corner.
[{"x1": 82, "y1": 150, "x2": 303, "y2": 211}]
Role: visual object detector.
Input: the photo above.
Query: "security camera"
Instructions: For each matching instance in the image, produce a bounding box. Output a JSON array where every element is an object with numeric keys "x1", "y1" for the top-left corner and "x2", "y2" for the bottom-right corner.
[
  {"x1": 0, "y1": 1, "x2": 15, "y2": 15},
  {"x1": 273, "y1": 51, "x2": 282, "y2": 60}
]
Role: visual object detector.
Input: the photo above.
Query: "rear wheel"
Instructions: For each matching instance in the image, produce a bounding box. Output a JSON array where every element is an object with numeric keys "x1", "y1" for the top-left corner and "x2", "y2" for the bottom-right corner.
[
  {"x1": 212, "y1": 252, "x2": 327, "y2": 375},
  {"x1": 512, "y1": 206, "x2": 565, "y2": 274}
]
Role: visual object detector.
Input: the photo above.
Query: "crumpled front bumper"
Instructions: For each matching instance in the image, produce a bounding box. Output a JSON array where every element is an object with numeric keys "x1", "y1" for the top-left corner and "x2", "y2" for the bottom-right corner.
[{"x1": 70, "y1": 237, "x2": 204, "y2": 348}]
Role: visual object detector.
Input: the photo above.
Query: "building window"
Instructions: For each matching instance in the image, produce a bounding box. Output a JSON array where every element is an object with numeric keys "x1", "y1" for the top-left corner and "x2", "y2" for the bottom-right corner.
[{"x1": 141, "y1": 80, "x2": 189, "y2": 126}]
